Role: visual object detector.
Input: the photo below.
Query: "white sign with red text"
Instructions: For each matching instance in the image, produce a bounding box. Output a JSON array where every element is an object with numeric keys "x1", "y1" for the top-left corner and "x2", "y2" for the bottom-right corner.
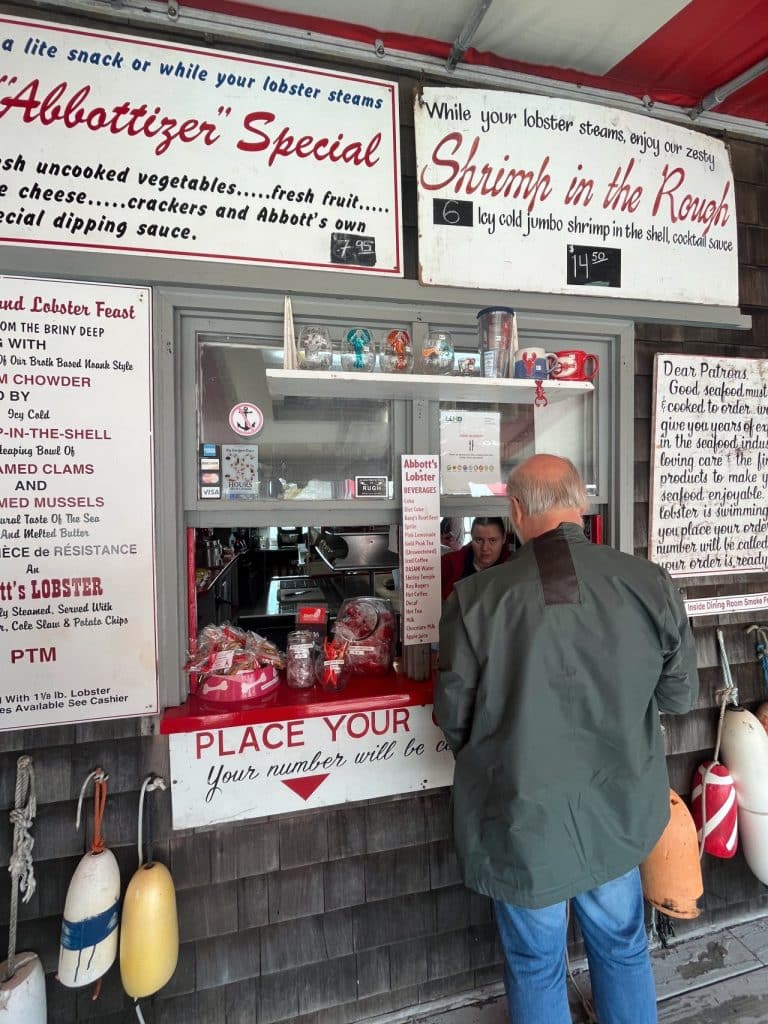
[
  {"x1": 415, "y1": 87, "x2": 737, "y2": 305},
  {"x1": 0, "y1": 276, "x2": 157, "y2": 729},
  {"x1": 168, "y1": 703, "x2": 453, "y2": 828},
  {"x1": 400, "y1": 455, "x2": 441, "y2": 645},
  {"x1": 0, "y1": 15, "x2": 401, "y2": 275}
]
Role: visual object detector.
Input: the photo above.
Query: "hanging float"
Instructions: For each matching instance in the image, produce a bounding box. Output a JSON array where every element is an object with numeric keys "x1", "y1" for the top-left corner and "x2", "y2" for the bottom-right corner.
[
  {"x1": 714, "y1": 627, "x2": 768, "y2": 885},
  {"x1": 691, "y1": 761, "x2": 738, "y2": 858},
  {"x1": 0, "y1": 755, "x2": 46, "y2": 1024},
  {"x1": 640, "y1": 788, "x2": 703, "y2": 922},
  {"x1": 120, "y1": 774, "x2": 179, "y2": 1022},
  {"x1": 719, "y1": 706, "x2": 768, "y2": 885},
  {"x1": 58, "y1": 768, "x2": 120, "y2": 991}
]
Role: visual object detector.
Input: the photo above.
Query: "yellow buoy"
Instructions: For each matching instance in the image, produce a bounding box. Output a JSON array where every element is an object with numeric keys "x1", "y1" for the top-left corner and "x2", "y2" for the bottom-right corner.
[
  {"x1": 640, "y1": 789, "x2": 703, "y2": 920},
  {"x1": 119, "y1": 775, "x2": 179, "y2": 1001},
  {"x1": 119, "y1": 860, "x2": 179, "y2": 998}
]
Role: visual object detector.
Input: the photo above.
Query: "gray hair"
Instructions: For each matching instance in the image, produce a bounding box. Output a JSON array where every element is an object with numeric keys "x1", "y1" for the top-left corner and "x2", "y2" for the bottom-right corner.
[{"x1": 506, "y1": 457, "x2": 589, "y2": 517}]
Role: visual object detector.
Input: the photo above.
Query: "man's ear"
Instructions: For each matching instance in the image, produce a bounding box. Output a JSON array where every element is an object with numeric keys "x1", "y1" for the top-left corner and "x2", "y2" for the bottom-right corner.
[{"x1": 509, "y1": 496, "x2": 523, "y2": 528}]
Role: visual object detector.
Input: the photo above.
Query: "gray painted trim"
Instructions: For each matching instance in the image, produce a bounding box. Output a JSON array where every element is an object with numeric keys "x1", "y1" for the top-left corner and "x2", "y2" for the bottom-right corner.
[
  {"x1": 615, "y1": 323, "x2": 636, "y2": 554},
  {"x1": 0, "y1": 246, "x2": 750, "y2": 331}
]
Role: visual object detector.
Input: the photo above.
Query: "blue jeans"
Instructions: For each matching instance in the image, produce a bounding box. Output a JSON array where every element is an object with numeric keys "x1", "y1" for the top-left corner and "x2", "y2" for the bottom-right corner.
[{"x1": 493, "y1": 868, "x2": 657, "y2": 1024}]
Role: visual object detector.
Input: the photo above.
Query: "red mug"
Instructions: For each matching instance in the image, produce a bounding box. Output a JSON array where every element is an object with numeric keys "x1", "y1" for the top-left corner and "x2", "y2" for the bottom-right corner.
[{"x1": 551, "y1": 349, "x2": 599, "y2": 381}]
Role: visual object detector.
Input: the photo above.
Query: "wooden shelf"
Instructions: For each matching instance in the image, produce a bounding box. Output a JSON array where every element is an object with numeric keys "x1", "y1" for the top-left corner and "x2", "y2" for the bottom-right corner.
[{"x1": 266, "y1": 369, "x2": 593, "y2": 404}]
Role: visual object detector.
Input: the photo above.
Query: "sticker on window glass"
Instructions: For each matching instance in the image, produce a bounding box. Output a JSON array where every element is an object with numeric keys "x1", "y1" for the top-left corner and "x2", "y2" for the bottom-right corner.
[{"x1": 228, "y1": 403, "x2": 264, "y2": 437}]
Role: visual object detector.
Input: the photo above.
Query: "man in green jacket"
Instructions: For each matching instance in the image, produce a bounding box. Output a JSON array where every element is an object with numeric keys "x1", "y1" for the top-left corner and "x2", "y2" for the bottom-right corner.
[{"x1": 436, "y1": 454, "x2": 698, "y2": 1024}]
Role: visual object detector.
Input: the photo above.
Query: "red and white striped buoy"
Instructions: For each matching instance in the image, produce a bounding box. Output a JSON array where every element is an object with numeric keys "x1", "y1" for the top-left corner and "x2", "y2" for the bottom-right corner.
[
  {"x1": 690, "y1": 761, "x2": 738, "y2": 858},
  {"x1": 719, "y1": 706, "x2": 768, "y2": 884}
]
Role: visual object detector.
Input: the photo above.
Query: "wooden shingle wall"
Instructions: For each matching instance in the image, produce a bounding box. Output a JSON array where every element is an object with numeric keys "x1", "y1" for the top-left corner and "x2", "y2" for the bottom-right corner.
[
  {"x1": 634, "y1": 137, "x2": 768, "y2": 936},
  {"x1": 0, "y1": 719, "x2": 503, "y2": 1023}
]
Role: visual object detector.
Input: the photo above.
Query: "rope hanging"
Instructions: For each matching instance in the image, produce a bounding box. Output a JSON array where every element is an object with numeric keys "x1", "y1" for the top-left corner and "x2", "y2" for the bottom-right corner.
[
  {"x1": 746, "y1": 625, "x2": 768, "y2": 690},
  {"x1": 137, "y1": 774, "x2": 166, "y2": 868},
  {"x1": 4, "y1": 755, "x2": 37, "y2": 982},
  {"x1": 133, "y1": 774, "x2": 168, "y2": 1024}
]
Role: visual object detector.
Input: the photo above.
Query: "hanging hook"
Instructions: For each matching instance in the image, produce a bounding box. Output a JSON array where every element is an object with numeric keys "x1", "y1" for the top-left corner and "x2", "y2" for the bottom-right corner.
[{"x1": 137, "y1": 774, "x2": 167, "y2": 868}]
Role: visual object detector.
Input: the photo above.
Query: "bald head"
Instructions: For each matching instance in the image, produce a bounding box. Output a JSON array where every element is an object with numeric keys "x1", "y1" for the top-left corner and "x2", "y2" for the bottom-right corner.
[{"x1": 507, "y1": 455, "x2": 589, "y2": 543}]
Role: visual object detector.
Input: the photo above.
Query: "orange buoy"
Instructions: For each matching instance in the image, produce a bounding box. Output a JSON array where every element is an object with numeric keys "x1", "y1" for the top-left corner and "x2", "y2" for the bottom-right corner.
[
  {"x1": 754, "y1": 702, "x2": 768, "y2": 737},
  {"x1": 639, "y1": 789, "x2": 703, "y2": 920}
]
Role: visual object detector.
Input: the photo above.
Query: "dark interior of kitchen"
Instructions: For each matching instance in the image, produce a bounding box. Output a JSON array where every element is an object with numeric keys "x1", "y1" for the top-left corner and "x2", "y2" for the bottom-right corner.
[{"x1": 194, "y1": 523, "x2": 401, "y2": 650}]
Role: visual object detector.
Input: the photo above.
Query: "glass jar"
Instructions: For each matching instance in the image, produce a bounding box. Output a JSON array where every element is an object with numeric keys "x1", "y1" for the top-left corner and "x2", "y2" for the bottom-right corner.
[
  {"x1": 421, "y1": 330, "x2": 455, "y2": 375},
  {"x1": 315, "y1": 641, "x2": 350, "y2": 693},
  {"x1": 298, "y1": 325, "x2": 333, "y2": 371},
  {"x1": 340, "y1": 327, "x2": 376, "y2": 372},
  {"x1": 379, "y1": 329, "x2": 413, "y2": 374},
  {"x1": 285, "y1": 630, "x2": 317, "y2": 690}
]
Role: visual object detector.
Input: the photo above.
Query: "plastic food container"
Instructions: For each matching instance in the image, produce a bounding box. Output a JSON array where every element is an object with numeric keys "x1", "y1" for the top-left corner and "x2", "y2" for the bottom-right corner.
[
  {"x1": 198, "y1": 665, "x2": 280, "y2": 703},
  {"x1": 476, "y1": 306, "x2": 516, "y2": 378}
]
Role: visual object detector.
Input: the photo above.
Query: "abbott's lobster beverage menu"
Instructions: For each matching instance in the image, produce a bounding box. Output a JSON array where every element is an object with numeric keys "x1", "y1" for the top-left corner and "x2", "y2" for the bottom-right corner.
[{"x1": 0, "y1": 276, "x2": 158, "y2": 729}]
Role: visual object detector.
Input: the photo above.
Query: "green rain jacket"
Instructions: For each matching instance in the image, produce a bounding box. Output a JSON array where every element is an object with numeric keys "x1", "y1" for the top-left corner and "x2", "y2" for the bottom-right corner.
[{"x1": 436, "y1": 523, "x2": 699, "y2": 909}]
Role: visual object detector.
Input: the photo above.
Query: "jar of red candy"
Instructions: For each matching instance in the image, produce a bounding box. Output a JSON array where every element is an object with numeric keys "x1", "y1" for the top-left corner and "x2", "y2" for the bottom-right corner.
[{"x1": 333, "y1": 598, "x2": 395, "y2": 675}]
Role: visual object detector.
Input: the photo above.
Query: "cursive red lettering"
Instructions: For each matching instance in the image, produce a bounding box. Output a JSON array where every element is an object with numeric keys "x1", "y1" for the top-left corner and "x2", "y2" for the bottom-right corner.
[{"x1": 652, "y1": 164, "x2": 731, "y2": 237}]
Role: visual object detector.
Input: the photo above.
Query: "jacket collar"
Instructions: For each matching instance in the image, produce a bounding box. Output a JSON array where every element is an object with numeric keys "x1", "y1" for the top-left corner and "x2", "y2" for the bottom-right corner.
[{"x1": 533, "y1": 522, "x2": 588, "y2": 544}]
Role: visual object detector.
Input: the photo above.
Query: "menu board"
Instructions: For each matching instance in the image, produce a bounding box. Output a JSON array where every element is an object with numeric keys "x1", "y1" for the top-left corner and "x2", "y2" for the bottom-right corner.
[
  {"x1": 400, "y1": 455, "x2": 441, "y2": 644},
  {"x1": 0, "y1": 15, "x2": 401, "y2": 276},
  {"x1": 415, "y1": 87, "x2": 738, "y2": 306},
  {"x1": 440, "y1": 409, "x2": 501, "y2": 494},
  {"x1": 0, "y1": 276, "x2": 157, "y2": 729},
  {"x1": 648, "y1": 353, "x2": 768, "y2": 578}
]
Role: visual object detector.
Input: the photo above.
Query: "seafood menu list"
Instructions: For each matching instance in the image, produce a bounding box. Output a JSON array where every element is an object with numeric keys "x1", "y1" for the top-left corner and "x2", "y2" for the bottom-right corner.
[
  {"x1": 0, "y1": 276, "x2": 157, "y2": 728},
  {"x1": 400, "y1": 455, "x2": 441, "y2": 644}
]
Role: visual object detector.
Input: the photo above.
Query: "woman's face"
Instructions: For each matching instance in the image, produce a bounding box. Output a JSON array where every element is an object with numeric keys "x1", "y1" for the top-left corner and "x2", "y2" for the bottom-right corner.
[{"x1": 471, "y1": 524, "x2": 505, "y2": 570}]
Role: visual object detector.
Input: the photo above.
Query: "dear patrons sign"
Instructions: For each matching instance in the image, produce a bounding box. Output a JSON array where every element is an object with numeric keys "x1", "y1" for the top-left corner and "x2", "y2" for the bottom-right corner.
[
  {"x1": 0, "y1": 15, "x2": 401, "y2": 275},
  {"x1": 415, "y1": 87, "x2": 738, "y2": 306}
]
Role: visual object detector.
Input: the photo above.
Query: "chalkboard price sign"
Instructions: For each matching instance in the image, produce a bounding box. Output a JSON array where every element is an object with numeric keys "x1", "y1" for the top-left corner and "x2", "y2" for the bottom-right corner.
[
  {"x1": 330, "y1": 233, "x2": 377, "y2": 267},
  {"x1": 433, "y1": 198, "x2": 474, "y2": 227},
  {"x1": 566, "y1": 245, "x2": 622, "y2": 288}
]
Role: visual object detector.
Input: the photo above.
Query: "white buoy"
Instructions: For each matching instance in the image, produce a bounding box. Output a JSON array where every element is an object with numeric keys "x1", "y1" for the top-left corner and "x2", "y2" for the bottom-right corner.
[
  {"x1": 735, "y1": 807, "x2": 768, "y2": 886},
  {"x1": 0, "y1": 951, "x2": 46, "y2": 1023},
  {"x1": 58, "y1": 769, "x2": 120, "y2": 989},
  {"x1": 58, "y1": 849, "x2": 121, "y2": 988},
  {"x1": 719, "y1": 707, "x2": 768, "y2": 813},
  {"x1": 719, "y1": 705, "x2": 768, "y2": 885}
]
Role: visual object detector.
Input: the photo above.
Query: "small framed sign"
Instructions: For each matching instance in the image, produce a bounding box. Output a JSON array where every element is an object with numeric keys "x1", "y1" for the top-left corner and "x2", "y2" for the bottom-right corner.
[{"x1": 355, "y1": 476, "x2": 389, "y2": 499}]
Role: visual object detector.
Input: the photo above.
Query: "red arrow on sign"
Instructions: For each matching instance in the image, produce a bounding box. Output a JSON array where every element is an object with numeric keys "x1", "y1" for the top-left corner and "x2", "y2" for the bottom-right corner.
[{"x1": 282, "y1": 774, "x2": 329, "y2": 801}]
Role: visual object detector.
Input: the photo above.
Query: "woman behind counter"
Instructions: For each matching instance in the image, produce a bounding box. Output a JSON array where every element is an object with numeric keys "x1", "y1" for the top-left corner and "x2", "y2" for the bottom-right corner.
[{"x1": 441, "y1": 516, "x2": 510, "y2": 601}]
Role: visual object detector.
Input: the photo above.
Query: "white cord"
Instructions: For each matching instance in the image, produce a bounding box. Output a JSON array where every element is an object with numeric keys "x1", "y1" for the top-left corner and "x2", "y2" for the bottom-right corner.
[
  {"x1": 137, "y1": 774, "x2": 167, "y2": 867},
  {"x1": 75, "y1": 768, "x2": 108, "y2": 831}
]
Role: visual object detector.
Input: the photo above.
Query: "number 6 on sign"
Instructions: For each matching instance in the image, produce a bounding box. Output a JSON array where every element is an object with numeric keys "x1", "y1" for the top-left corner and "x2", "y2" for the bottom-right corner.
[{"x1": 433, "y1": 199, "x2": 473, "y2": 227}]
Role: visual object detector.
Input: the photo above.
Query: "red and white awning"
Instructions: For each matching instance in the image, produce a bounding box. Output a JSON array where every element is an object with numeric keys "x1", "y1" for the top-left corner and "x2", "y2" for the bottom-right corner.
[{"x1": 164, "y1": 0, "x2": 767, "y2": 129}]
